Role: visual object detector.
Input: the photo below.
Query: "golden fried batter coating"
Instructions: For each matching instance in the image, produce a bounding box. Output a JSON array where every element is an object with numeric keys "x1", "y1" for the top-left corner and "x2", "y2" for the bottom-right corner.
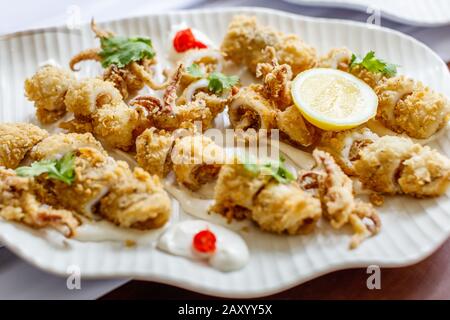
[
  {"x1": 252, "y1": 182, "x2": 321, "y2": 235},
  {"x1": 376, "y1": 76, "x2": 450, "y2": 139},
  {"x1": 277, "y1": 105, "x2": 317, "y2": 147},
  {"x1": 398, "y1": 146, "x2": 450, "y2": 198},
  {"x1": 69, "y1": 20, "x2": 167, "y2": 99},
  {"x1": 348, "y1": 200, "x2": 381, "y2": 249},
  {"x1": 221, "y1": 15, "x2": 317, "y2": 75},
  {"x1": 229, "y1": 85, "x2": 277, "y2": 131},
  {"x1": 354, "y1": 136, "x2": 418, "y2": 194},
  {"x1": 172, "y1": 135, "x2": 224, "y2": 191},
  {"x1": 317, "y1": 47, "x2": 352, "y2": 71},
  {"x1": 24, "y1": 65, "x2": 76, "y2": 124},
  {"x1": 211, "y1": 160, "x2": 321, "y2": 234},
  {"x1": 0, "y1": 123, "x2": 49, "y2": 169},
  {"x1": 311, "y1": 150, "x2": 355, "y2": 228},
  {"x1": 210, "y1": 163, "x2": 272, "y2": 221},
  {"x1": 178, "y1": 78, "x2": 234, "y2": 119},
  {"x1": 132, "y1": 96, "x2": 213, "y2": 132},
  {"x1": 255, "y1": 47, "x2": 293, "y2": 109},
  {"x1": 298, "y1": 150, "x2": 381, "y2": 248},
  {"x1": 318, "y1": 127, "x2": 379, "y2": 175},
  {"x1": 104, "y1": 64, "x2": 146, "y2": 99},
  {"x1": 0, "y1": 167, "x2": 79, "y2": 237},
  {"x1": 30, "y1": 132, "x2": 106, "y2": 161},
  {"x1": 36, "y1": 147, "x2": 121, "y2": 219},
  {"x1": 193, "y1": 91, "x2": 230, "y2": 118},
  {"x1": 318, "y1": 47, "x2": 386, "y2": 88},
  {"x1": 131, "y1": 66, "x2": 215, "y2": 132},
  {"x1": 28, "y1": 133, "x2": 172, "y2": 230},
  {"x1": 99, "y1": 166, "x2": 171, "y2": 229},
  {"x1": 64, "y1": 78, "x2": 122, "y2": 117},
  {"x1": 136, "y1": 128, "x2": 175, "y2": 177},
  {"x1": 61, "y1": 77, "x2": 147, "y2": 150},
  {"x1": 92, "y1": 102, "x2": 141, "y2": 150},
  {"x1": 352, "y1": 135, "x2": 449, "y2": 198}
]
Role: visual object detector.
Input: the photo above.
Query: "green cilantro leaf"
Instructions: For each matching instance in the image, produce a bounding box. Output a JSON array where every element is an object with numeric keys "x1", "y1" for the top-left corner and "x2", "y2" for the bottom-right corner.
[
  {"x1": 207, "y1": 72, "x2": 239, "y2": 94},
  {"x1": 186, "y1": 63, "x2": 205, "y2": 78},
  {"x1": 350, "y1": 51, "x2": 398, "y2": 77},
  {"x1": 99, "y1": 36, "x2": 155, "y2": 68},
  {"x1": 16, "y1": 152, "x2": 76, "y2": 185},
  {"x1": 243, "y1": 157, "x2": 294, "y2": 184}
]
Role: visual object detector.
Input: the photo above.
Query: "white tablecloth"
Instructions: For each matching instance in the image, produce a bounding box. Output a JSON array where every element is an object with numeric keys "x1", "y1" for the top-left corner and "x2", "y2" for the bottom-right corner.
[{"x1": 1, "y1": 0, "x2": 449, "y2": 300}]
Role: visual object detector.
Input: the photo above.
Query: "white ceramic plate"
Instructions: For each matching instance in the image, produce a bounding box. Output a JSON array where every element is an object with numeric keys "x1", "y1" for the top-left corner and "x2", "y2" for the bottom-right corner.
[
  {"x1": 284, "y1": 0, "x2": 450, "y2": 26},
  {"x1": 1, "y1": 7, "x2": 450, "y2": 298}
]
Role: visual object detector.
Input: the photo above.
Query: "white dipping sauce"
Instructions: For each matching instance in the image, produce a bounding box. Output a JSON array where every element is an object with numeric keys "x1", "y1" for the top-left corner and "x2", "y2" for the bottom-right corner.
[
  {"x1": 167, "y1": 23, "x2": 215, "y2": 62},
  {"x1": 157, "y1": 220, "x2": 249, "y2": 272},
  {"x1": 163, "y1": 174, "x2": 251, "y2": 230},
  {"x1": 73, "y1": 201, "x2": 179, "y2": 245},
  {"x1": 74, "y1": 219, "x2": 163, "y2": 244}
]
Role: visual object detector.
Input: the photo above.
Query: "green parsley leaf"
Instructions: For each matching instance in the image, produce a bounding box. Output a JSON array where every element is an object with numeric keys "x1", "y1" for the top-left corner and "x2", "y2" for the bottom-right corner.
[
  {"x1": 350, "y1": 51, "x2": 398, "y2": 77},
  {"x1": 16, "y1": 152, "x2": 76, "y2": 185},
  {"x1": 99, "y1": 36, "x2": 155, "y2": 68},
  {"x1": 207, "y1": 72, "x2": 239, "y2": 94},
  {"x1": 186, "y1": 63, "x2": 205, "y2": 78},
  {"x1": 243, "y1": 157, "x2": 294, "y2": 184},
  {"x1": 243, "y1": 162, "x2": 261, "y2": 176}
]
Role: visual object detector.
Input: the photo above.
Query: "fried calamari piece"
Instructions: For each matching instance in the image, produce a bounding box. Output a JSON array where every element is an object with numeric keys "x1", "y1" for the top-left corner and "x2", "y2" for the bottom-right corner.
[
  {"x1": 310, "y1": 150, "x2": 355, "y2": 228},
  {"x1": 172, "y1": 135, "x2": 224, "y2": 191},
  {"x1": 255, "y1": 47, "x2": 293, "y2": 109},
  {"x1": 277, "y1": 105, "x2": 318, "y2": 147},
  {"x1": 30, "y1": 132, "x2": 106, "y2": 161},
  {"x1": 210, "y1": 162, "x2": 272, "y2": 221},
  {"x1": 133, "y1": 96, "x2": 213, "y2": 132},
  {"x1": 318, "y1": 47, "x2": 387, "y2": 88},
  {"x1": 99, "y1": 166, "x2": 171, "y2": 229},
  {"x1": 298, "y1": 150, "x2": 381, "y2": 248},
  {"x1": 64, "y1": 78, "x2": 122, "y2": 117},
  {"x1": 252, "y1": 181, "x2": 321, "y2": 235},
  {"x1": 33, "y1": 143, "x2": 172, "y2": 229},
  {"x1": 354, "y1": 136, "x2": 450, "y2": 197},
  {"x1": 375, "y1": 76, "x2": 450, "y2": 139},
  {"x1": 35, "y1": 147, "x2": 121, "y2": 219},
  {"x1": 92, "y1": 102, "x2": 142, "y2": 151},
  {"x1": 228, "y1": 85, "x2": 277, "y2": 131},
  {"x1": 221, "y1": 15, "x2": 317, "y2": 75},
  {"x1": 178, "y1": 78, "x2": 235, "y2": 118},
  {"x1": 0, "y1": 167, "x2": 79, "y2": 237},
  {"x1": 317, "y1": 47, "x2": 352, "y2": 71},
  {"x1": 178, "y1": 49, "x2": 226, "y2": 91},
  {"x1": 318, "y1": 127, "x2": 379, "y2": 175},
  {"x1": 131, "y1": 66, "x2": 214, "y2": 131},
  {"x1": 61, "y1": 77, "x2": 148, "y2": 150},
  {"x1": 136, "y1": 128, "x2": 175, "y2": 177},
  {"x1": 192, "y1": 91, "x2": 231, "y2": 118},
  {"x1": 353, "y1": 136, "x2": 419, "y2": 194},
  {"x1": 24, "y1": 65, "x2": 76, "y2": 124},
  {"x1": 104, "y1": 63, "x2": 147, "y2": 99},
  {"x1": 211, "y1": 160, "x2": 321, "y2": 234},
  {"x1": 70, "y1": 20, "x2": 168, "y2": 99},
  {"x1": 397, "y1": 146, "x2": 450, "y2": 198},
  {"x1": 348, "y1": 200, "x2": 381, "y2": 249},
  {"x1": 0, "y1": 123, "x2": 49, "y2": 169}
]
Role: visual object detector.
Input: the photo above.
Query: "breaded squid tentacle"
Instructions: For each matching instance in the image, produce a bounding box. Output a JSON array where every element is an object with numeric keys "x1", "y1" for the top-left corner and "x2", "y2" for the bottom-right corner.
[{"x1": 69, "y1": 48, "x2": 101, "y2": 71}]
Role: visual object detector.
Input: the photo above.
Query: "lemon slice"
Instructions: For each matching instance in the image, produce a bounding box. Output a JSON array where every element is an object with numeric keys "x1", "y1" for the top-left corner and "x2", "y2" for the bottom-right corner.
[{"x1": 291, "y1": 68, "x2": 378, "y2": 131}]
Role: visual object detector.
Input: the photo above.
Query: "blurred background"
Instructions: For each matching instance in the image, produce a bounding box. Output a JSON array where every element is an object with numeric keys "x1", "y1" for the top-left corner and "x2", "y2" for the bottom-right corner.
[{"x1": 1, "y1": 0, "x2": 449, "y2": 300}]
